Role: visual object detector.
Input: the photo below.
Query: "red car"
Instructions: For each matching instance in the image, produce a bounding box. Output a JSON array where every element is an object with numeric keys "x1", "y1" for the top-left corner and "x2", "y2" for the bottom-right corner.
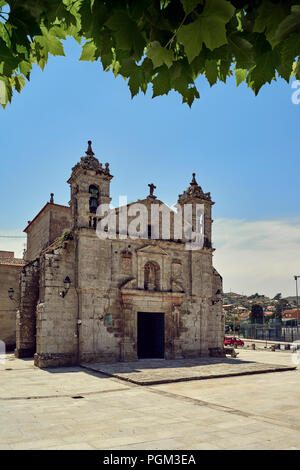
[
  {"x1": 232, "y1": 337, "x2": 244, "y2": 347},
  {"x1": 224, "y1": 337, "x2": 244, "y2": 347},
  {"x1": 224, "y1": 336, "x2": 234, "y2": 346}
]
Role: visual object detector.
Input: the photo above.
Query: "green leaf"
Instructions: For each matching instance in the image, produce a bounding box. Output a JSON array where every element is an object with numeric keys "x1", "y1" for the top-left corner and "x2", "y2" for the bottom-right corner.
[
  {"x1": 34, "y1": 26, "x2": 65, "y2": 60},
  {"x1": 235, "y1": 68, "x2": 247, "y2": 86},
  {"x1": 181, "y1": 86, "x2": 199, "y2": 107},
  {"x1": 246, "y1": 50, "x2": 277, "y2": 95},
  {"x1": 105, "y1": 10, "x2": 145, "y2": 60},
  {"x1": 294, "y1": 60, "x2": 300, "y2": 80},
  {"x1": 0, "y1": 38, "x2": 19, "y2": 75},
  {"x1": 0, "y1": 75, "x2": 11, "y2": 108},
  {"x1": 140, "y1": 57, "x2": 154, "y2": 83},
  {"x1": 168, "y1": 60, "x2": 199, "y2": 105},
  {"x1": 79, "y1": 41, "x2": 97, "y2": 61},
  {"x1": 128, "y1": 68, "x2": 145, "y2": 97},
  {"x1": 78, "y1": 0, "x2": 93, "y2": 35},
  {"x1": 146, "y1": 41, "x2": 174, "y2": 69},
  {"x1": 205, "y1": 59, "x2": 218, "y2": 86},
  {"x1": 276, "y1": 33, "x2": 300, "y2": 82},
  {"x1": 152, "y1": 66, "x2": 171, "y2": 97},
  {"x1": 177, "y1": 17, "x2": 205, "y2": 62},
  {"x1": 253, "y1": 0, "x2": 288, "y2": 47},
  {"x1": 190, "y1": 52, "x2": 206, "y2": 79},
  {"x1": 218, "y1": 57, "x2": 232, "y2": 83},
  {"x1": 276, "y1": 5, "x2": 300, "y2": 42},
  {"x1": 228, "y1": 33, "x2": 254, "y2": 68},
  {"x1": 12, "y1": 74, "x2": 25, "y2": 93},
  {"x1": 19, "y1": 60, "x2": 31, "y2": 79},
  {"x1": 180, "y1": 0, "x2": 203, "y2": 15},
  {"x1": 177, "y1": 0, "x2": 235, "y2": 62}
]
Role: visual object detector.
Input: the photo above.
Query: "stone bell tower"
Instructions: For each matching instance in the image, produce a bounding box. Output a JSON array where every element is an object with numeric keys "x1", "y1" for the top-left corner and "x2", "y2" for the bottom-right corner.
[
  {"x1": 177, "y1": 173, "x2": 214, "y2": 248},
  {"x1": 67, "y1": 141, "x2": 113, "y2": 229}
]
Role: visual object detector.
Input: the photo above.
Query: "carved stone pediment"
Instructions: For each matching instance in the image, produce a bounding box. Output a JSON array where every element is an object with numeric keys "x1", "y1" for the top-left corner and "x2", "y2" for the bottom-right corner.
[
  {"x1": 136, "y1": 245, "x2": 169, "y2": 256},
  {"x1": 120, "y1": 278, "x2": 137, "y2": 290}
]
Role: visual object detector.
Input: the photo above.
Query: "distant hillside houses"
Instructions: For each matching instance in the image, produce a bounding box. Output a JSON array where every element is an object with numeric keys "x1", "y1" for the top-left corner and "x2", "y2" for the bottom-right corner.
[{"x1": 223, "y1": 291, "x2": 299, "y2": 325}]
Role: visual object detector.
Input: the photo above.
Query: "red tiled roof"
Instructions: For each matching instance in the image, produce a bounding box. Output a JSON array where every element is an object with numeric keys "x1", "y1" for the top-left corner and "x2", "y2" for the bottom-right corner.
[
  {"x1": 0, "y1": 257, "x2": 25, "y2": 266},
  {"x1": 283, "y1": 309, "x2": 300, "y2": 319}
]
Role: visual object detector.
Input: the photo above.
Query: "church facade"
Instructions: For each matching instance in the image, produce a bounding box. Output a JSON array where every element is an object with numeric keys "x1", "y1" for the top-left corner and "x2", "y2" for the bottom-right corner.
[{"x1": 15, "y1": 143, "x2": 224, "y2": 368}]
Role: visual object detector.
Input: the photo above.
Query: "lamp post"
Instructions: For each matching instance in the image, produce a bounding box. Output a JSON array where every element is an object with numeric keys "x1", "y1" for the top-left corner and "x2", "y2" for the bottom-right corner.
[
  {"x1": 8, "y1": 288, "x2": 18, "y2": 303},
  {"x1": 294, "y1": 275, "x2": 300, "y2": 333},
  {"x1": 59, "y1": 276, "x2": 71, "y2": 298}
]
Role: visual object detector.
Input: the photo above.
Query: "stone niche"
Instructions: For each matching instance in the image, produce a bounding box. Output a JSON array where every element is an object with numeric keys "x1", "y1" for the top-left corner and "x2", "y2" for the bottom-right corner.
[
  {"x1": 136, "y1": 244, "x2": 170, "y2": 291},
  {"x1": 121, "y1": 249, "x2": 132, "y2": 274},
  {"x1": 171, "y1": 259, "x2": 184, "y2": 292}
]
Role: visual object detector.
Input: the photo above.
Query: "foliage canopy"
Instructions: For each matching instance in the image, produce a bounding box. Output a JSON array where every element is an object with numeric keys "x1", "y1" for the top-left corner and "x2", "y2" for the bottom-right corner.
[
  {"x1": 1, "y1": 0, "x2": 300, "y2": 108},
  {"x1": 250, "y1": 303, "x2": 264, "y2": 324}
]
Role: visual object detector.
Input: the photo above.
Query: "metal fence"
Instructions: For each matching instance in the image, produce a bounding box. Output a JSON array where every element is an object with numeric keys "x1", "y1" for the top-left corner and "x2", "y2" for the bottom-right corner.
[{"x1": 240, "y1": 321, "x2": 300, "y2": 342}]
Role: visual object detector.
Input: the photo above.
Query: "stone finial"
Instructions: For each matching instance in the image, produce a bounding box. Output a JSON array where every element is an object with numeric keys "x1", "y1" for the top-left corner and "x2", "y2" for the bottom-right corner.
[
  {"x1": 103, "y1": 162, "x2": 110, "y2": 175},
  {"x1": 50, "y1": 193, "x2": 54, "y2": 204},
  {"x1": 178, "y1": 173, "x2": 211, "y2": 203},
  {"x1": 148, "y1": 183, "x2": 156, "y2": 197},
  {"x1": 85, "y1": 140, "x2": 94, "y2": 156},
  {"x1": 190, "y1": 173, "x2": 198, "y2": 186}
]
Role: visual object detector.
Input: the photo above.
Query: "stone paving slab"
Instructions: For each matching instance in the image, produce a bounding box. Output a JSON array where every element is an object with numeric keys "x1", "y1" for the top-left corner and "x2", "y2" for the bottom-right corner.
[
  {"x1": 1, "y1": 351, "x2": 300, "y2": 449},
  {"x1": 80, "y1": 357, "x2": 296, "y2": 385}
]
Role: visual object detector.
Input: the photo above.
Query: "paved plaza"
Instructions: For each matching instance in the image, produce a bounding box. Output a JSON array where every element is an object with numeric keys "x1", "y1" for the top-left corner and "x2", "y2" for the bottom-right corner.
[{"x1": 1, "y1": 349, "x2": 300, "y2": 450}]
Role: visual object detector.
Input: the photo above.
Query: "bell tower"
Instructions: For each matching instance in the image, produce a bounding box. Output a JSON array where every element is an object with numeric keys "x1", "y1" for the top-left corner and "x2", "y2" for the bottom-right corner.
[
  {"x1": 68, "y1": 141, "x2": 113, "y2": 229},
  {"x1": 177, "y1": 173, "x2": 214, "y2": 249}
]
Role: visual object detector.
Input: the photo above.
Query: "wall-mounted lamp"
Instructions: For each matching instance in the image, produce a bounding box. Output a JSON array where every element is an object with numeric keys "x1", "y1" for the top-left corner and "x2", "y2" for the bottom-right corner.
[
  {"x1": 59, "y1": 276, "x2": 71, "y2": 298},
  {"x1": 8, "y1": 287, "x2": 18, "y2": 303}
]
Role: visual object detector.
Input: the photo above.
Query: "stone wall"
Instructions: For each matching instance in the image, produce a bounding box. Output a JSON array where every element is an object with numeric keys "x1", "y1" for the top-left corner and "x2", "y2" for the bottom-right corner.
[
  {"x1": 34, "y1": 239, "x2": 77, "y2": 368},
  {"x1": 0, "y1": 263, "x2": 23, "y2": 349},
  {"x1": 49, "y1": 206, "x2": 72, "y2": 245},
  {"x1": 25, "y1": 210, "x2": 51, "y2": 262},
  {"x1": 15, "y1": 259, "x2": 39, "y2": 358},
  {"x1": 25, "y1": 204, "x2": 71, "y2": 262}
]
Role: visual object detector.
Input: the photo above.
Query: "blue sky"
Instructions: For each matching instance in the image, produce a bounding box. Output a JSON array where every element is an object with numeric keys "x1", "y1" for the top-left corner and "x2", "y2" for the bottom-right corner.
[{"x1": 1, "y1": 37, "x2": 300, "y2": 297}]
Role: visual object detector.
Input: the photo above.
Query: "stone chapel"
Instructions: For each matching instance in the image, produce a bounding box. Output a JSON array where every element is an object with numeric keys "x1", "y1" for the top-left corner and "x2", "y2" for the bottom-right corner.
[{"x1": 15, "y1": 142, "x2": 224, "y2": 367}]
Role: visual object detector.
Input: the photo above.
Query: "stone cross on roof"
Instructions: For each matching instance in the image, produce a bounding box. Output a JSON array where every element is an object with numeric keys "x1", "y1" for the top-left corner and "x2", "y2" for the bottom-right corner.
[{"x1": 148, "y1": 183, "x2": 156, "y2": 197}]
